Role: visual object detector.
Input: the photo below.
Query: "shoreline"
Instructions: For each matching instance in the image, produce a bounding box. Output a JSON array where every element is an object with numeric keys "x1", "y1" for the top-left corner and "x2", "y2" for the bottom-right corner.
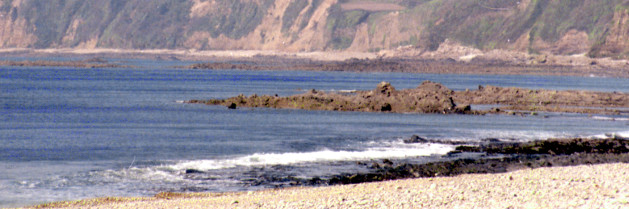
[
  {"x1": 0, "y1": 48, "x2": 377, "y2": 62},
  {"x1": 28, "y1": 136, "x2": 629, "y2": 208},
  {"x1": 1, "y1": 48, "x2": 628, "y2": 78},
  {"x1": 5, "y1": 49, "x2": 628, "y2": 208},
  {"x1": 30, "y1": 163, "x2": 629, "y2": 208}
]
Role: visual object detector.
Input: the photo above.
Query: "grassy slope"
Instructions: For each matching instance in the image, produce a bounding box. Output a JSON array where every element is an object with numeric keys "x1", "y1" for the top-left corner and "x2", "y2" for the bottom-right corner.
[
  {"x1": 1, "y1": 0, "x2": 628, "y2": 58},
  {"x1": 326, "y1": 0, "x2": 627, "y2": 57}
]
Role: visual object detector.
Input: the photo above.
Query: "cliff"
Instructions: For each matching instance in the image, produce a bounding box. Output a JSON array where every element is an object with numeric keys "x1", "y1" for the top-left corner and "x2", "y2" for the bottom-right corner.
[{"x1": 1, "y1": 0, "x2": 628, "y2": 59}]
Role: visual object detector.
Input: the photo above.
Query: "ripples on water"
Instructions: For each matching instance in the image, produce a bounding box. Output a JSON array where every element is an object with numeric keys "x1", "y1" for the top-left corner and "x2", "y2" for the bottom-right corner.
[{"x1": 1, "y1": 63, "x2": 629, "y2": 207}]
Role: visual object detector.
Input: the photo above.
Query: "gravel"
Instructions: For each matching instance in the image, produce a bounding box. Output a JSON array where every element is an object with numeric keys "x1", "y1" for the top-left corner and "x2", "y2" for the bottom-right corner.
[{"x1": 37, "y1": 163, "x2": 629, "y2": 209}]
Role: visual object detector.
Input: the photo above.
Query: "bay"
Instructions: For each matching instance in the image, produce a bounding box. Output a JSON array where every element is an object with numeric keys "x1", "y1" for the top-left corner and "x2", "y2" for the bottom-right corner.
[{"x1": 1, "y1": 64, "x2": 628, "y2": 207}]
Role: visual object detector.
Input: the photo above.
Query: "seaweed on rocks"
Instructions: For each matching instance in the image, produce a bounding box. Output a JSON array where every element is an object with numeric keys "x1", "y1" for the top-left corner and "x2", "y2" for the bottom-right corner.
[
  {"x1": 323, "y1": 137, "x2": 629, "y2": 186},
  {"x1": 176, "y1": 137, "x2": 629, "y2": 189},
  {"x1": 327, "y1": 153, "x2": 629, "y2": 185},
  {"x1": 454, "y1": 137, "x2": 629, "y2": 155}
]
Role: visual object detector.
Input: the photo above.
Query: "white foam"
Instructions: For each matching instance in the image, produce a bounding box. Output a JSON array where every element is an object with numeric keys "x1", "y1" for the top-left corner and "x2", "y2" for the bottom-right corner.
[
  {"x1": 592, "y1": 116, "x2": 629, "y2": 121},
  {"x1": 618, "y1": 131, "x2": 629, "y2": 137},
  {"x1": 466, "y1": 129, "x2": 564, "y2": 142},
  {"x1": 169, "y1": 143, "x2": 454, "y2": 171},
  {"x1": 589, "y1": 131, "x2": 629, "y2": 139},
  {"x1": 96, "y1": 167, "x2": 184, "y2": 183}
]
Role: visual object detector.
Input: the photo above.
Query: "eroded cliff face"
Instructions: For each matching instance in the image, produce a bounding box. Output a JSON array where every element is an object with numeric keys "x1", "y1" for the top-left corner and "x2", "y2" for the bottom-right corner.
[
  {"x1": 0, "y1": 0, "x2": 628, "y2": 59},
  {"x1": 590, "y1": 5, "x2": 629, "y2": 59},
  {"x1": 0, "y1": 0, "x2": 36, "y2": 47}
]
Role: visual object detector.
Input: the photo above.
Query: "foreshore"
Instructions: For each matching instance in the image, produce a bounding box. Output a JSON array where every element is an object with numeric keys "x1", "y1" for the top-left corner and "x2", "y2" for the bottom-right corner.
[
  {"x1": 30, "y1": 163, "x2": 629, "y2": 208},
  {"x1": 1, "y1": 48, "x2": 628, "y2": 78},
  {"x1": 25, "y1": 136, "x2": 629, "y2": 208},
  {"x1": 7, "y1": 48, "x2": 629, "y2": 208}
]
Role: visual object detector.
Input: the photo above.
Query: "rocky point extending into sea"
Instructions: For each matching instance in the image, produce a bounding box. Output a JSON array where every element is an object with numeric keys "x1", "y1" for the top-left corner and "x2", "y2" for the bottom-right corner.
[
  {"x1": 187, "y1": 81, "x2": 629, "y2": 115},
  {"x1": 183, "y1": 81, "x2": 629, "y2": 186}
]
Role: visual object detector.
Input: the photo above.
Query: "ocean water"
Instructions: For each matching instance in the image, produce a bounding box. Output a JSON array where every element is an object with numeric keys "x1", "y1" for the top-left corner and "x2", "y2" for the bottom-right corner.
[{"x1": 1, "y1": 63, "x2": 629, "y2": 207}]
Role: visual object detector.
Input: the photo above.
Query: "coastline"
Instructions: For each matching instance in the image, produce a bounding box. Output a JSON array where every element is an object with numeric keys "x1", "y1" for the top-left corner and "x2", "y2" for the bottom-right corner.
[
  {"x1": 4, "y1": 49, "x2": 628, "y2": 208},
  {"x1": 26, "y1": 136, "x2": 629, "y2": 208},
  {"x1": 1, "y1": 48, "x2": 628, "y2": 78},
  {"x1": 0, "y1": 48, "x2": 377, "y2": 62},
  {"x1": 30, "y1": 163, "x2": 629, "y2": 208}
]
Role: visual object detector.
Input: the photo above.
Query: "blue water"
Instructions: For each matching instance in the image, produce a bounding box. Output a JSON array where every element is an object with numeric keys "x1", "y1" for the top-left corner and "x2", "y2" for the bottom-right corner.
[{"x1": 1, "y1": 64, "x2": 629, "y2": 207}]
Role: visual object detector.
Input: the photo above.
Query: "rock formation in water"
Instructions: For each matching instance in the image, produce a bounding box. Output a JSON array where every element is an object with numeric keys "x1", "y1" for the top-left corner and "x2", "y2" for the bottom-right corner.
[
  {"x1": 188, "y1": 81, "x2": 629, "y2": 115},
  {"x1": 188, "y1": 81, "x2": 473, "y2": 114}
]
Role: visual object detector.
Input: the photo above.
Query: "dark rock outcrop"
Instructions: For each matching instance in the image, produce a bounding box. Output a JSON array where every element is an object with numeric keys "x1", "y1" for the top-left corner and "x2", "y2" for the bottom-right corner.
[
  {"x1": 403, "y1": 135, "x2": 428, "y2": 144},
  {"x1": 188, "y1": 81, "x2": 629, "y2": 115},
  {"x1": 188, "y1": 81, "x2": 477, "y2": 114},
  {"x1": 454, "y1": 137, "x2": 629, "y2": 155},
  {"x1": 326, "y1": 137, "x2": 629, "y2": 185}
]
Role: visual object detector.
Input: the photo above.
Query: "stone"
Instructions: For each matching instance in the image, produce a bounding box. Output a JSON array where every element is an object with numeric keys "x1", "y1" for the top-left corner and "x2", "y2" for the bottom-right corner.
[
  {"x1": 381, "y1": 103, "x2": 392, "y2": 111},
  {"x1": 376, "y1": 81, "x2": 395, "y2": 95},
  {"x1": 188, "y1": 80, "x2": 629, "y2": 116},
  {"x1": 404, "y1": 135, "x2": 428, "y2": 143},
  {"x1": 184, "y1": 169, "x2": 204, "y2": 174}
]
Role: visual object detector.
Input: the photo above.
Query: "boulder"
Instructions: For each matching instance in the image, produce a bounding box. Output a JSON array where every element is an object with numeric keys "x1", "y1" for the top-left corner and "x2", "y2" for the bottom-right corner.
[
  {"x1": 376, "y1": 81, "x2": 395, "y2": 96},
  {"x1": 184, "y1": 169, "x2": 205, "y2": 174},
  {"x1": 482, "y1": 138, "x2": 502, "y2": 143},
  {"x1": 404, "y1": 135, "x2": 428, "y2": 143},
  {"x1": 381, "y1": 103, "x2": 393, "y2": 111},
  {"x1": 454, "y1": 104, "x2": 472, "y2": 113}
]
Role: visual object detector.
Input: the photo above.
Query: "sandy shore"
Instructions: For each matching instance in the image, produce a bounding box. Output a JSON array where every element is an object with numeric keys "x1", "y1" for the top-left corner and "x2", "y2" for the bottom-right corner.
[
  {"x1": 2, "y1": 47, "x2": 628, "y2": 78},
  {"x1": 32, "y1": 163, "x2": 629, "y2": 209},
  {"x1": 0, "y1": 48, "x2": 377, "y2": 61}
]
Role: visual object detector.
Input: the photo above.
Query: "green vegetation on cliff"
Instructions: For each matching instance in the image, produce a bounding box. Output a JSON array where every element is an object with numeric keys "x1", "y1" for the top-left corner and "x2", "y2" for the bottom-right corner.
[{"x1": 1, "y1": 0, "x2": 628, "y2": 58}]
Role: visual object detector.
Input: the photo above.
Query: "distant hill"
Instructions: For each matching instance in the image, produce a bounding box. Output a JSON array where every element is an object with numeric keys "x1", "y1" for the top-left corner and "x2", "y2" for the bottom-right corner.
[{"x1": 1, "y1": 0, "x2": 628, "y2": 59}]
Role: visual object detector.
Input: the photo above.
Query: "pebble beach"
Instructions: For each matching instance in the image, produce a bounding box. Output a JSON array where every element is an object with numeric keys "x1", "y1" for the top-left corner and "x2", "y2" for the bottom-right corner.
[{"x1": 33, "y1": 163, "x2": 629, "y2": 209}]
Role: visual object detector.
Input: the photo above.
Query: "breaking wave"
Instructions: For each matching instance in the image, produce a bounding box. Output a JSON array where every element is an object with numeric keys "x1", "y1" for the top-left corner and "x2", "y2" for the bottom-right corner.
[
  {"x1": 169, "y1": 143, "x2": 454, "y2": 171},
  {"x1": 591, "y1": 116, "x2": 629, "y2": 121}
]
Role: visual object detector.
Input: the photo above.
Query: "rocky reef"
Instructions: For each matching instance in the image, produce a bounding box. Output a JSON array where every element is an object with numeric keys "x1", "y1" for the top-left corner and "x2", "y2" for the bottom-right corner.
[
  {"x1": 179, "y1": 135, "x2": 629, "y2": 188},
  {"x1": 188, "y1": 81, "x2": 629, "y2": 115},
  {"x1": 0, "y1": 59, "x2": 129, "y2": 69},
  {"x1": 188, "y1": 81, "x2": 473, "y2": 114},
  {"x1": 326, "y1": 136, "x2": 629, "y2": 185}
]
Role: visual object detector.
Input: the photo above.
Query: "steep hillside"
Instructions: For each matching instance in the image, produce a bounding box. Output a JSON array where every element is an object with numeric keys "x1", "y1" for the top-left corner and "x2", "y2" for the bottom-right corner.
[{"x1": 0, "y1": 0, "x2": 628, "y2": 58}]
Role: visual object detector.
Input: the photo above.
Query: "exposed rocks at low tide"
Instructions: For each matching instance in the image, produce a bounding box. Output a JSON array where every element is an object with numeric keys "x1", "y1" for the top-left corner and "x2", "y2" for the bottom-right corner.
[
  {"x1": 327, "y1": 153, "x2": 629, "y2": 185},
  {"x1": 326, "y1": 137, "x2": 629, "y2": 185},
  {"x1": 179, "y1": 137, "x2": 629, "y2": 188},
  {"x1": 188, "y1": 81, "x2": 474, "y2": 114},
  {"x1": 319, "y1": 137, "x2": 629, "y2": 185},
  {"x1": 0, "y1": 59, "x2": 130, "y2": 68},
  {"x1": 182, "y1": 81, "x2": 629, "y2": 187},
  {"x1": 457, "y1": 84, "x2": 629, "y2": 114},
  {"x1": 188, "y1": 81, "x2": 629, "y2": 115},
  {"x1": 454, "y1": 136, "x2": 629, "y2": 155},
  {"x1": 186, "y1": 57, "x2": 629, "y2": 78}
]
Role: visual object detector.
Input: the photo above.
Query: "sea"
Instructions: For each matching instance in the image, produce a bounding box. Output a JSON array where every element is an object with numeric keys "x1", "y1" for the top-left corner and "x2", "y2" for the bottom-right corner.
[{"x1": 1, "y1": 59, "x2": 629, "y2": 207}]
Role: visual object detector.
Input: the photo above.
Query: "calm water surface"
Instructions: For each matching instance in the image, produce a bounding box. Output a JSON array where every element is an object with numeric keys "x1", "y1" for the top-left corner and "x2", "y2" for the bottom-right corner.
[{"x1": 1, "y1": 63, "x2": 629, "y2": 207}]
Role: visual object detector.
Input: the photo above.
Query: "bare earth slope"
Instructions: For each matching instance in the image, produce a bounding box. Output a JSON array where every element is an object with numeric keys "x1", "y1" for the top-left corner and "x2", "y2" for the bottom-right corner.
[{"x1": 2, "y1": 0, "x2": 629, "y2": 59}]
